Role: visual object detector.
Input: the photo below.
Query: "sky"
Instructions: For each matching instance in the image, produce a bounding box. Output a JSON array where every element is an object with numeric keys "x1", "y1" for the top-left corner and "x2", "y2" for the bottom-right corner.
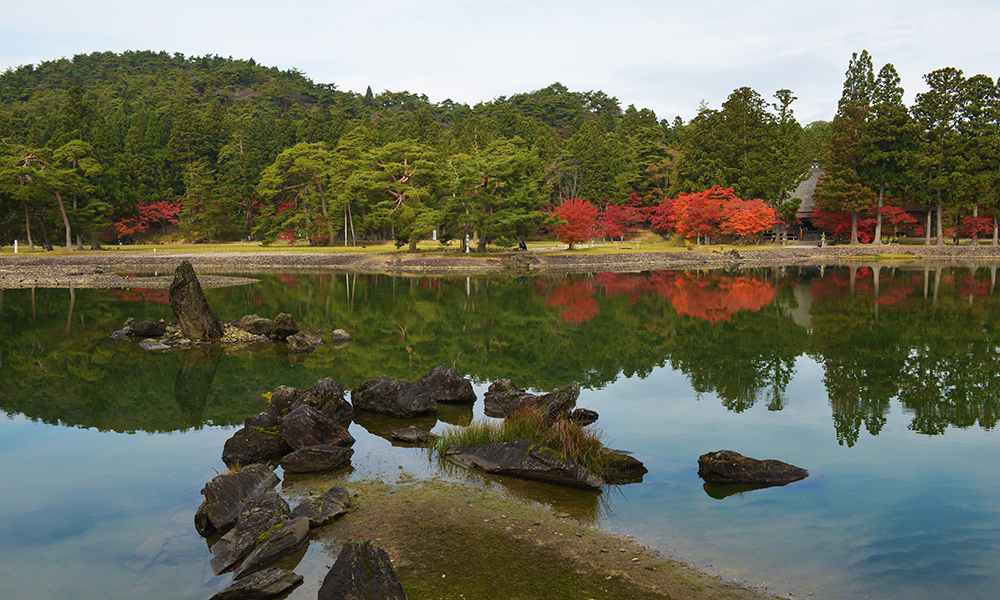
[{"x1": 1, "y1": 0, "x2": 997, "y2": 125}]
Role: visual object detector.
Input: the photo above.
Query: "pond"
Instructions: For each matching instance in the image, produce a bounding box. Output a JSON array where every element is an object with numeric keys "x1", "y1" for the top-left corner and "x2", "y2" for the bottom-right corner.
[{"x1": 1, "y1": 265, "x2": 998, "y2": 600}]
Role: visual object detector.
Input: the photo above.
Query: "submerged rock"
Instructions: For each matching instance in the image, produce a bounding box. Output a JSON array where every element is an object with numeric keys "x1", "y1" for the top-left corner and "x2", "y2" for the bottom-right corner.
[
  {"x1": 318, "y1": 539, "x2": 407, "y2": 600},
  {"x1": 352, "y1": 376, "x2": 437, "y2": 418},
  {"x1": 208, "y1": 568, "x2": 302, "y2": 600},
  {"x1": 697, "y1": 449, "x2": 808, "y2": 485},
  {"x1": 290, "y1": 486, "x2": 351, "y2": 527},
  {"x1": 600, "y1": 448, "x2": 648, "y2": 484},
  {"x1": 445, "y1": 437, "x2": 603, "y2": 490},
  {"x1": 391, "y1": 425, "x2": 436, "y2": 444}
]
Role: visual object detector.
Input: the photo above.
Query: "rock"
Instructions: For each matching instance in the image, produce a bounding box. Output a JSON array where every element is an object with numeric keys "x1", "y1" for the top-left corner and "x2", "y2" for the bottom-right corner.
[
  {"x1": 352, "y1": 376, "x2": 437, "y2": 418},
  {"x1": 570, "y1": 408, "x2": 599, "y2": 426},
  {"x1": 231, "y1": 314, "x2": 276, "y2": 337},
  {"x1": 222, "y1": 325, "x2": 270, "y2": 344},
  {"x1": 209, "y1": 568, "x2": 302, "y2": 600},
  {"x1": 271, "y1": 313, "x2": 299, "y2": 341},
  {"x1": 697, "y1": 449, "x2": 808, "y2": 485},
  {"x1": 132, "y1": 319, "x2": 167, "y2": 338},
  {"x1": 281, "y1": 405, "x2": 355, "y2": 449},
  {"x1": 329, "y1": 329, "x2": 353, "y2": 345},
  {"x1": 280, "y1": 444, "x2": 354, "y2": 474},
  {"x1": 318, "y1": 539, "x2": 407, "y2": 600},
  {"x1": 445, "y1": 437, "x2": 604, "y2": 490},
  {"x1": 211, "y1": 489, "x2": 290, "y2": 574},
  {"x1": 417, "y1": 365, "x2": 476, "y2": 403},
  {"x1": 600, "y1": 448, "x2": 648, "y2": 484},
  {"x1": 222, "y1": 417, "x2": 292, "y2": 468},
  {"x1": 303, "y1": 378, "x2": 354, "y2": 423},
  {"x1": 483, "y1": 380, "x2": 579, "y2": 422},
  {"x1": 391, "y1": 425, "x2": 436, "y2": 444},
  {"x1": 724, "y1": 249, "x2": 742, "y2": 260},
  {"x1": 290, "y1": 486, "x2": 351, "y2": 527},
  {"x1": 110, "y1": 317, "x2": 135, "y2": 339},
  {"x1": 266, "y1": 385, "x2": 308, "y2": 417},
  {"x1": 197, "y1": 464, "x2": 280, "y2": 534},
  {"x1": 168, "y1": 260, "x2": 223, "y2": 342},
  {"x1": 138, "y1": 339, "x2": 171, "y2": 351},
  {"x1": 286, "y1": 330, "x2": 322, "y2": 353},
  {"x1": 232, "y1": 517, "x2": 310, "y2": 580}
]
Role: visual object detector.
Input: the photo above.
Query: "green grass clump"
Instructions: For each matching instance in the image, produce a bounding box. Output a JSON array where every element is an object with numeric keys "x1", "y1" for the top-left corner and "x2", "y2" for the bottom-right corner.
[{"x1": 434, "y1": 408, "x2": 611, "y2": 477}]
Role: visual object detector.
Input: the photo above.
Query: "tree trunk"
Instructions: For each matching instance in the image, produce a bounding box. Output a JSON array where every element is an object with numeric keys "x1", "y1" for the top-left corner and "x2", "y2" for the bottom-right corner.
[
  {"x1": 54, "y1": 190, "x2": 72, "y2": 251},
  {"x1": 850, "y1": 212, "x2": 859, "y2": 245},
  {"x1": 972, "y1": 206, "x2": 979, "y2": 246},
  {"x1": 872, "y1": 182, "x2": 884, "y2": 245},
  {"x1": 89, "y1": 231, "x2": 103, "y2": 250},
  {"x1": 477, "y1": 235, "x2": 488, "y2": 252},
  {"x1": 36, "y1": 206, "x2": 53, "y2": 251},
  {"x1": 936, "y1": 197, "x2": 944, "y2": 245},
  {"x1": 925, "y1": 211, "x2": 932, "y2": 245},
  {"x1": 993, "y1": 215, "x2": 998, "y2": 246},
  {"x1": 23, "y1": 201, "x2": 35, "y2": 252}
]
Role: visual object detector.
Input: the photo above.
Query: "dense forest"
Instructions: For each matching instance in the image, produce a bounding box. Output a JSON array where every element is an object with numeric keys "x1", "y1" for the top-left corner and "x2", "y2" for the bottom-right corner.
[{"x1": 0, "y1": 50, "x2": 996, "y2": 249}]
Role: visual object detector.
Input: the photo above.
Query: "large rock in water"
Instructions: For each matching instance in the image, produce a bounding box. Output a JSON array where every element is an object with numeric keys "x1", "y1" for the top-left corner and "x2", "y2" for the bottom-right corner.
[
  {"x1": 697, "y1": 450, "x2": 808, "y2": 485},
  {"x1": 232, "y1": 517, "x2": 310, "y2": 580},
  {"x1": 445, "y1": 437, "x2": 603, "y2": 490},
  {"x1": 195, "y1": 464, "x2": 280, "y2": 535},
  {"x1": 222, "y1": 413, "x2": 292, "y2": 468},
  {"x1": 417, "y1": 365, "x2": 476, "y2": 403},
  {"x1": 280, "y1": 405, "x2": 355, "y2": 449},
  {"x1": 290, "y1": 486, "x2": 351, "y2": 527},
  {"x1": 169, "y1": 260, "x2": 223, "y2": 342},
  {"x1": 318, "y1": 539, "x2": 407, "y2": 600},
  {"x1": 210, "y1": 489, "x2": 291, "y2": 575},
  {"x1": 352, "y1": 376, "x2": 437, "y2": 418}
]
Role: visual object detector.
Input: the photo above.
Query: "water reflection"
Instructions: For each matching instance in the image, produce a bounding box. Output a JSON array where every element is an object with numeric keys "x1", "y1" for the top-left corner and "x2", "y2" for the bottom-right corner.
[{"x1": 2, "y1": 265, "x2": 999, "y2": 441}]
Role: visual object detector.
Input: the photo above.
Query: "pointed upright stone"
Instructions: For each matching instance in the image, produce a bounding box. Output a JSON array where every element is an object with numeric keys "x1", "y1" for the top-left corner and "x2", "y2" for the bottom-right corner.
[{"x1": 169, "y1": 260, "x2": 223, "y2": 342}]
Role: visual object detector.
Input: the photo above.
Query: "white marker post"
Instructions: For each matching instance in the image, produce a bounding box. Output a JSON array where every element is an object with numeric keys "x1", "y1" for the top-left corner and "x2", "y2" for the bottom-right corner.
[{"x1": 13, "y1": 240, "x2": 17, "y2": 253}]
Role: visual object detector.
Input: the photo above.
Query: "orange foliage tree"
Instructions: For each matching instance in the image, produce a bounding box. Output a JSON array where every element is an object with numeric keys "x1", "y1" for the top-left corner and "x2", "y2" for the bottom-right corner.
[
  {"x1": 720, "y1": 197, "x2": 776, "y2": 242},
  {"x1": 548, "y1": 197, "x2": 599, "y2": 249}
]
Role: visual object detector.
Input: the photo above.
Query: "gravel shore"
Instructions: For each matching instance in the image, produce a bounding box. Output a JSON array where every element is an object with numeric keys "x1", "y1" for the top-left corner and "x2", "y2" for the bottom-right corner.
[{"x1": 3, "y1": 244, "x2": 1000, "y2": 288}]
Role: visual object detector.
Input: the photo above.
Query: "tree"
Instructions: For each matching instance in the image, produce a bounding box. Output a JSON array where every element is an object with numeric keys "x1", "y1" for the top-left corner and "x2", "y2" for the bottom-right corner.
[
  {"x1": 255, "y1": 142, "x2": 337, "y2": 244},
  {"x1": 720, "y1": 197, "x2": 777, "y2": 242},
  {"x1": 814, "y1": 50, "x2": 877, "y2": 244},
  {"x1": 548, "y1": 197, "x2": 598, "y2": 249}
]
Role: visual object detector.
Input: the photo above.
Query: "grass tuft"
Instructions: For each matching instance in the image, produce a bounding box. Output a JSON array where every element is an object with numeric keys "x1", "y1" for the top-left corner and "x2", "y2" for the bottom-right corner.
[{"x1": 434, "y1": 407, "x2": 611, "y2": 477}]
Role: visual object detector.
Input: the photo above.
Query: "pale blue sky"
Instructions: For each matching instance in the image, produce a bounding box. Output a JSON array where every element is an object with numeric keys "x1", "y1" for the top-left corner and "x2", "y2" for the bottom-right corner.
[{"x1": 2, "y1": 0, "x2": 997, "y2": 124}]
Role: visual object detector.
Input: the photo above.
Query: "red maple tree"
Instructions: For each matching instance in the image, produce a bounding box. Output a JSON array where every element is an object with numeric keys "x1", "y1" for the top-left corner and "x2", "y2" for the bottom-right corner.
[
  {"x1": 597, "y1": 193, "x2": 646, "y2": 241},
  {"x1": 720, "y1": 197, "x2": 776, "y2": 242},
  {"x1": 549, "y1": 198, "x2": 599, "y2": 249}
]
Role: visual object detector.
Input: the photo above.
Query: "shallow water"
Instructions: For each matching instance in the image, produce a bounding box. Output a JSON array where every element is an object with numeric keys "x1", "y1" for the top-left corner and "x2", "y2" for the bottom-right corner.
[{"x1": 1, "y1": 265, "x2": 998, "y2": 600}]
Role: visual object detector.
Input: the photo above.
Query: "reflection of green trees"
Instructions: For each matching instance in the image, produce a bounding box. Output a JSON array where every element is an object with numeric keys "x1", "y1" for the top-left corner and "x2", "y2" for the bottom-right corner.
[
  {"x1": 3, "y1": 265, "x2": 999, "y2": 438},
  {"x1": 808, "y1": 265, "x2": 1000, "y2": 444}
]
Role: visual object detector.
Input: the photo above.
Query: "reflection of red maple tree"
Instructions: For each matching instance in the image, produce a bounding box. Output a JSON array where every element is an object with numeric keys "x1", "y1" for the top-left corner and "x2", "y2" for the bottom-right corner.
[
  {"x1": 545, "y1": 279, "x2": 600, "y2": 324},
  {"x1": 665, "y1": 273, "x2": 774, "y2": 322},
  {"x1": 109, "y1": 288, "x2": 170, "y2": 305}
]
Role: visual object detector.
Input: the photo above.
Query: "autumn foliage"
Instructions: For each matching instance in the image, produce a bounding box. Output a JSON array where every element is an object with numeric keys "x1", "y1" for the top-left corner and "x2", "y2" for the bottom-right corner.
[
  {"x1": 646, "y1": 186, "x2": 776, "y2": 244},
  {"x1": 548, "y1": 197, "x2": 599, "y2": 249}
]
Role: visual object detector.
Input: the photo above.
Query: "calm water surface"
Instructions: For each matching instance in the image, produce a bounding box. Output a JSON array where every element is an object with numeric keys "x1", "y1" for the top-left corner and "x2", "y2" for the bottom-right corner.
[{"x1": 1, "y1": 265, "x2": 998, "y2": 600}]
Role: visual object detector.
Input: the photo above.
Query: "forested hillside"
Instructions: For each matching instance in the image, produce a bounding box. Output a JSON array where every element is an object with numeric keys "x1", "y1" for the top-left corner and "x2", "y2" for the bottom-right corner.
[{"x1": 0, "y1": 50, "x2": 995, "y2": 250}]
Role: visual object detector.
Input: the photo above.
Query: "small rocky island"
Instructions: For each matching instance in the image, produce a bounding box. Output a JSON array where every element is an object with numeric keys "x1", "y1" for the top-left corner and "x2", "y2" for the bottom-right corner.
[{"x1": 111, "y1": 260, "x2": 350, "y2": 352}]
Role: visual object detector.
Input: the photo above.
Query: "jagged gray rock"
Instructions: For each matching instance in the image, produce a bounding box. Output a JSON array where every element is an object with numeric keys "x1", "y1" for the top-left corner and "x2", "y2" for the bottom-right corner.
[
  {"x1": 318, "y1": 539, "x2": 407, "y2": 600},
  {"x1": 196, "y1": 464, "x2": 280, "y2": 535},
  {"x1": 290, "y1": 486, "x2": 351, "y2": 527},
  {"x1": 697, "y1": 449, "x2": 808, "y2": 485},
  {"x1": 417, "y1": 365, "x2": 476, "y2": 403},
  {"x1": 445, "y1": 437, "x2": 603, "y2": 490},
  {"x1": 352, "y1": 376, "x2": 437, "y2": 418},
  {"x1": 232, "y1": 517, "x2": 310, "y2": 580},
  {"x1": 209, "y1": 568, "x2": 302, "y2": 600},
  {"x1": 280, "y1": 444, "x2": 354, "y2": 474},
  {"x1": 271, "y1": 313, "x2": 299, "y2": 340},
  {"x1": 222, "y1": 413, "x2": 291, "y2": 468},
  {"x1": 280, "y1": 405, "x2": 355, "y2": 449},
  {"x1": 168, "y1": 260, "x2": 223, "y2": 342},
  {"x1": 210, "y1": 489, "x2": 290, "y2": 575},
  {"x1": 286, "y1": 330, "x2": 322, "y2": 353},
  {"x1": 483, "y1": 380, "x2": 579, "y2": 423}
]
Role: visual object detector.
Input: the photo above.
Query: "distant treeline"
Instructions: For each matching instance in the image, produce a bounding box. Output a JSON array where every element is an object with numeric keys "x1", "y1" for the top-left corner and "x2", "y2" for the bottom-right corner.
[{"x1": 0, "y1": 49, "x2": 995, "y2": 249}]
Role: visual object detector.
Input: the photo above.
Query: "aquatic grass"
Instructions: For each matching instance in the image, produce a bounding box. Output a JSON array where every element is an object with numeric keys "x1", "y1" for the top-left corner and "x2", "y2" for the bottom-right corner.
[{"x1": 434, "y1": 407, "x2": 612, "y2": 478}]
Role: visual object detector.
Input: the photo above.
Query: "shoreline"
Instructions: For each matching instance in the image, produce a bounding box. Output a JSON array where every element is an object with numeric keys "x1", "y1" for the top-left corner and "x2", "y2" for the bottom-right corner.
[{"x1": 3, "y1": 244, "x2": 1000, "y2": 288}]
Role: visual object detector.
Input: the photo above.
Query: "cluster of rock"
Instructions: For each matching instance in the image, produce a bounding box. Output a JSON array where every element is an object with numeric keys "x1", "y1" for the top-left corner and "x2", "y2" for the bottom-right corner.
[
  {"x1": 697, "y1": 449, "x2": 808, "y2": 487},
  {"x1": 444, "y1": 379, "x2": 647, "y2": 489},
  {"x1": 110, "y1": 260, "x2": 349, "y2": 352}
]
